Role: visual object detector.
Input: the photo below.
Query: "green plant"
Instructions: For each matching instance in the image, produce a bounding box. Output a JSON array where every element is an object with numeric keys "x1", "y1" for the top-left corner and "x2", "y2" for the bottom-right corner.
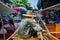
[{"x1": 9, "y1": 0, "x2": 30, "y2": 8}]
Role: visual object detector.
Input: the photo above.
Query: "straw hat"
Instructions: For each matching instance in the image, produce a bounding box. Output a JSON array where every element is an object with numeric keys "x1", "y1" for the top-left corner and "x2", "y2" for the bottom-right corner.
[
  {"x1": 27, "y1": 10, "x2": 33, "y2": 15},
  {"x1": 23, "y1": 10, "x2": 35, "y2": 18}
]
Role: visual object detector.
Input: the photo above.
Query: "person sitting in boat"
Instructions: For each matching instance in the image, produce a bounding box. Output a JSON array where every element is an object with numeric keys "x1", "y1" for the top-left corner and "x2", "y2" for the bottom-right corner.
[
  {"x1": 8, "y1": 10, "x2": 46, "y2": 39},
  {"x1": 7, "y1": 10, "x2": 59, "y2": 40},
  {"x1": 6, "y1": 19, "x2": 15, "y2": 30}
]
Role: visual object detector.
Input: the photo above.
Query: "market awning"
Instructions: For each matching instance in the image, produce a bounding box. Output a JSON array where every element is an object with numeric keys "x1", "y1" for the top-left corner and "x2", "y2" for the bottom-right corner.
[
  {"x1": 42, "y1": 3, "x2": 60, "y2": 11},
  {"x1": 0, "y1": 1, "x2": 13, "y2": 16}
]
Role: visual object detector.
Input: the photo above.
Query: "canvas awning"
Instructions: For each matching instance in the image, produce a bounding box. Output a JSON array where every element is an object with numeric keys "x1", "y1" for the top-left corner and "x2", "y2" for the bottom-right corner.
[
  {"x1": 0, "y1": 1, "x2": 14, "y2": 16},
  {"x1": 42, "y1": 3, "x2": 60, "y2": 11}
]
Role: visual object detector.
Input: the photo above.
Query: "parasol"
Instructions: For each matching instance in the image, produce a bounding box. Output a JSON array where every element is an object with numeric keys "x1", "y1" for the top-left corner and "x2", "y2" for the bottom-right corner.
[
  {"x1": 12, "y1": 7, "x2": 27, "y2": 14},
  {"x1": 12, "y1": 7, "x2": 27, "y2": 11},
  {"x1": 12, "y1": 7, "x2": 23, "y2": 10}
]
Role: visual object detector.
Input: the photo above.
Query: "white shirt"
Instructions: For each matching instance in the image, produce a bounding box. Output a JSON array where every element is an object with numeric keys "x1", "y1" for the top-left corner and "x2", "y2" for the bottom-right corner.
[{"x1": 0, "y1": 29, "x2": 7, "y2": 34}]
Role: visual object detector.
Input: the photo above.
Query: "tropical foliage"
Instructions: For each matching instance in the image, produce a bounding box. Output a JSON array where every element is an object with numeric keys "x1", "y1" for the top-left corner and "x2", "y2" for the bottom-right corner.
[{"x1": 9, "y1": 0, "x2": 30, "y2": 8}]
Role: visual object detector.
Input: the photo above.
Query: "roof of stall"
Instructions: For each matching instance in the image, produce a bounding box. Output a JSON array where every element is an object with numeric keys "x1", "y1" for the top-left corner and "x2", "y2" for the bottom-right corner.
[
  {"x1": 42, "y1": 3, "x2": 60, "y2": 11},
  {"x1": 0, "y1": 1, "x2": 14, "y2": 16}
]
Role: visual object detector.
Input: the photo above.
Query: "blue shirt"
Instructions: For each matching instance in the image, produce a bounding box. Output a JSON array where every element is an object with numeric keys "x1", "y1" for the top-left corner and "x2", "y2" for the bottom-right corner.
[
  {"x1": 14, "y1": 15, "x2": 20, "y2": 20},
  {"x1": 7, "y1": 25, "x2": 15, "y2": 30},
  {"x1": 2, "y1": 18, "x2": 7, "y2": 24},
  {"x1": 56, "y1": 18, "x2": 60, "y2": 23}
]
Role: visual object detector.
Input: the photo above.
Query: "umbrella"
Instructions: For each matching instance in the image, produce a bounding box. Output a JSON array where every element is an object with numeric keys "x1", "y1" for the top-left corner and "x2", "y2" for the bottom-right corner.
[
  {"x1": 19, "y1": 7, "x2": 27, "y2": 11},
  {"x1": 12, "y1": 7, "x2": 23, "y2": 10},
  {"x1": 12, "y1": 7, "x2": 27, "y2": 11},
  {"x1": 12, "y1": 7, "x2": 27, "y2": 14}
]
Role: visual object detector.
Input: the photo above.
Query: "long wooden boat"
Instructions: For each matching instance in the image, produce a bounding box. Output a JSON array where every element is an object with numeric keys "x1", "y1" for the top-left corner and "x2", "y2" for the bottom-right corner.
[{"x1": 0, "y1": 1, "x2": 60, "y2": 40}]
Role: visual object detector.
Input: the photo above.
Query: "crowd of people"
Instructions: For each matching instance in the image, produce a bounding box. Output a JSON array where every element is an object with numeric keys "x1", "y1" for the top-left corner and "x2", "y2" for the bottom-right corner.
[
  {"x1": 41, "y1": 10, "x2": 60, "y2": 24},
  {"x1": 0, "y1": 15, "x2": 15, "y2": 34}
]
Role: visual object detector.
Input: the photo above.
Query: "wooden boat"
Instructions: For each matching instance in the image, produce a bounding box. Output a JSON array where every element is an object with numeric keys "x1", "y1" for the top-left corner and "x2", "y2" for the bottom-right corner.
[{"x1": 0, "y1": 1, "x2": 60, "y2": 40}]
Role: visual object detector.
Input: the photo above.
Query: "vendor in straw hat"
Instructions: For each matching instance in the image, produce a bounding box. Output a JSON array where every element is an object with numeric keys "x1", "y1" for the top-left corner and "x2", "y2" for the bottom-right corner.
[
  {"x1": 22, "y1": 10, "x2": 34, "y2": 19},
  {"x1": 8, "y1": 10, "x2": 46, "y2": 40}
]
